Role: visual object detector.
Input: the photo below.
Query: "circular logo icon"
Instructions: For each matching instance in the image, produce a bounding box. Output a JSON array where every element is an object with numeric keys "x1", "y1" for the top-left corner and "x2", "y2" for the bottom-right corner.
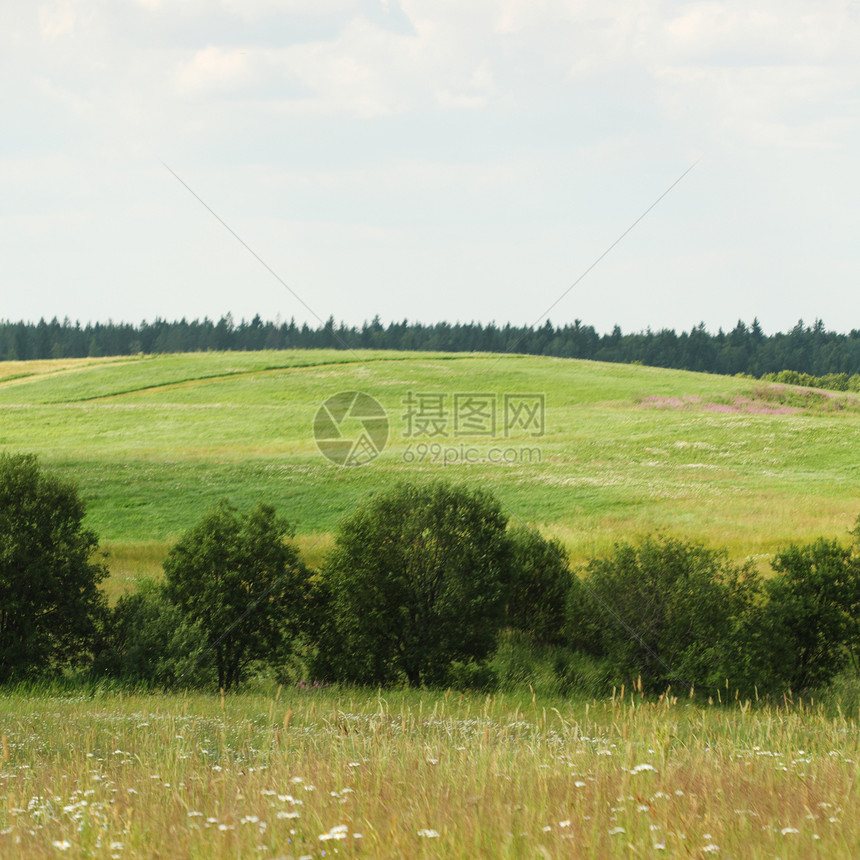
[{"x1": 314, "y1": 391, "x2": 389, "y2": 466}]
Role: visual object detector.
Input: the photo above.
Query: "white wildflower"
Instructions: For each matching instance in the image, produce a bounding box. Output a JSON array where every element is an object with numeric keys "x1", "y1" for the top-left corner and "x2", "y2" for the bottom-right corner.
[{"x1": 319, "y1": 824, "x2": 349, "y2": 841}]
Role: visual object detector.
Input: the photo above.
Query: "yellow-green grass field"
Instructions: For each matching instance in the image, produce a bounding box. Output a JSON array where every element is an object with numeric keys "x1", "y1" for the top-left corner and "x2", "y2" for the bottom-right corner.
[
  {"x1": 1, "y1": 685, "x2": 859, "y2": 859},
  {"x1": 1, "y1": 349, "x2": 859, "y2": 597}
]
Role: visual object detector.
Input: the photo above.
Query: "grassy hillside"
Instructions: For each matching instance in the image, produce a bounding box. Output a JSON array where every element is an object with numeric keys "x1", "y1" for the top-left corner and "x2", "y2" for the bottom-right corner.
[{"x1": 1, "y1": 349, "x2": 858, "y2": 595}]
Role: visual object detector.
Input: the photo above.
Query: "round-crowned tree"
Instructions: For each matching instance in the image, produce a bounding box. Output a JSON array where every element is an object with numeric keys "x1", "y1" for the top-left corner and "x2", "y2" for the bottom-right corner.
[
  {"x1": 317, "y1": 481, "x2": 514, "y2": 686},
  {"x1": 163, "y1": 500, "x2": 307, "y2": 691},
  {"x1": 0, "y1": 453, "x2": 107, "y2": 682}
]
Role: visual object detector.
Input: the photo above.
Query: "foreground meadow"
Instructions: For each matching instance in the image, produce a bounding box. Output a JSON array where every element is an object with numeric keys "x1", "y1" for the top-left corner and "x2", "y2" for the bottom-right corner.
[{"x1": 1, "y1": 686, "x2": 858, "y2": 859}]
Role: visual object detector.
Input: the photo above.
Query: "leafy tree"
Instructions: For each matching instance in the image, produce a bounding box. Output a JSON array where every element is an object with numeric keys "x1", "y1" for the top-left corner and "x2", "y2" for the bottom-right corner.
[
  {"x1": 761, "y1": 538, "x2": 860, "y2": 691},
  {"x1": 93, "y1": 578, "x2": 212, "y2": 688},
  {"x1": 0, "y1": 453, "x2": 107, "y2": 682},
  {"x1": 163, "y1": 500, "x2": 307, "y2": 691},
  {"x1": 569, "y1": 535, "x2": 760, "y2": 692},
  {"x1": 317, "y1": 481, "x2": 514, "y2": 686},
  {"x1": 506, "y1": 526, "x2": 571, "y2": 645}
]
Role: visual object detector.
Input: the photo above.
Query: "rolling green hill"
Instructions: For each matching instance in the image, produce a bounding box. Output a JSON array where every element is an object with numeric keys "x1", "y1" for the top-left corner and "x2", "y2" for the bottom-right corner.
[{"x1": 1, "y1": 349, "x2": 858, "y2": 595}]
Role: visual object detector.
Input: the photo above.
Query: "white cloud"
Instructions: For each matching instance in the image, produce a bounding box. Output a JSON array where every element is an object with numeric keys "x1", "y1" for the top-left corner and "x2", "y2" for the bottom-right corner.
[
  {"x1": 175, "y1": 46, "x2": 254, "y2": 97},
  {"x1": 662, "y1": 1, "x2": 856, "y2": 63},
  {"x1": 39, "y1": 0, "x2": 76, "y2": 40},
  {"x1": 219, "y1": 0, "x2": 360, "y2": 19},
  {"x1": 275, "y1": 20, "x2": 412, "y2": 117},
  {"x1": 655, "y1": 62, "x2": 857, "y2": 150},
  {"x1": 651, "y1": 2, "x2": 860, "y2": 149},
  {"x1": 15, "y1": 1, "x2": 860, "y2": 142}
]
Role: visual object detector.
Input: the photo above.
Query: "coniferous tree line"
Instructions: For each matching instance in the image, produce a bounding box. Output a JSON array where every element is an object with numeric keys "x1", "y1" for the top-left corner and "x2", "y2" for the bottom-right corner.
[{"x1": 2, "y1": 315, "x2": 860, "y2": 381}]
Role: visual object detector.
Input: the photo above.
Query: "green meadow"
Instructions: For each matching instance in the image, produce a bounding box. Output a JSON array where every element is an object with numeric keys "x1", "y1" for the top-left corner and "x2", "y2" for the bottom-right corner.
[
  {"x1": 3, "y1": 350, "x2": 860, "y2": 859},
  {"x1": 1, "y1": 349, "x2": 859, "y2": 596}
]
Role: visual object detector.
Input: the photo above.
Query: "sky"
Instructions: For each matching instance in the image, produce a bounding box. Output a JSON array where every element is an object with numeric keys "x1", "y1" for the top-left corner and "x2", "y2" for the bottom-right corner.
[{"x1": 2, "y1": 0, "x2": 859, "y2": 335}]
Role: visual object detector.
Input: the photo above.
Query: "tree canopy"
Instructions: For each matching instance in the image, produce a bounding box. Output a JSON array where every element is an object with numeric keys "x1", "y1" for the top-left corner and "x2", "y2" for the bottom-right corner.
[
  {"x1": 163, "y1": 500, "x2": 307, "y2": 691},
  {"x1": 0, "y1": 453, "x2": 107, "y2": 682},
  {"x1": 316, "y1": 481, "x2": 515, "y2": 686}
]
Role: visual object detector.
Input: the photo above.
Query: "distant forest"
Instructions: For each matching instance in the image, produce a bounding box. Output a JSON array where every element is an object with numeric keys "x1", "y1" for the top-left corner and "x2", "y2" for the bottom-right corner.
[{"x1": 2, "y1": 315, "x2": 860, "y2": 379}]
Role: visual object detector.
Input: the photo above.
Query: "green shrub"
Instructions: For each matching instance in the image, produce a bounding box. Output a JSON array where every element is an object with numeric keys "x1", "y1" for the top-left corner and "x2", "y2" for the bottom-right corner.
[
  {"x1": 445, "y1": 659, "x2": 498, "y2": 692},
  {"x1": 759, "y1": 538, "x2": 860, "y2": 692},
  {"x1": 568, "y1": 535, "x2": 760, "y2": 692},
  {"x1": 490, "y1": 629, "x2": 563, "y2": 695},
  {"x1": 93, "y1": 579, "x2": 211, "y2": 687},
  {"x1": 552, "y1": 649, "x2": 615, "y2": 697},
  {"x1": 762, "y1": 370, "x2": 815, "y2": 387},
  {"x1": 814, "y1": 670, "x2": 860, "y2": 717},
  {"x1": 506, "y1": 526, "x2": 571, "y2": 646}
]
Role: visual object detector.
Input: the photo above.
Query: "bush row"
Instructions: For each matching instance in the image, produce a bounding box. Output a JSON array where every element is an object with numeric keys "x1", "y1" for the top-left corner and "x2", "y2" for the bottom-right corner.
[
  {"x1": 2, "y1": 453, "x2": 859, "y2": 697},
  {"x1": 759, "y1": 369, "x2": 860, "y2": 393}
]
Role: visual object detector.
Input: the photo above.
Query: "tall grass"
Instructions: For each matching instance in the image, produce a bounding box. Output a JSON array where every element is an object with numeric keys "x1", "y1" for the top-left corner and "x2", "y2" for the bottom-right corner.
[{"x1": 1, "y1": 684, "x2": 858, "y2": 858}]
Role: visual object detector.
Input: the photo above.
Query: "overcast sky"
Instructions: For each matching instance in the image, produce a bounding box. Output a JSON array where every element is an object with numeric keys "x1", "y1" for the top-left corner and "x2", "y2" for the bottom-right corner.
[{"x1": 2, "y1": 0, "x2": 859, "y2": 334}]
